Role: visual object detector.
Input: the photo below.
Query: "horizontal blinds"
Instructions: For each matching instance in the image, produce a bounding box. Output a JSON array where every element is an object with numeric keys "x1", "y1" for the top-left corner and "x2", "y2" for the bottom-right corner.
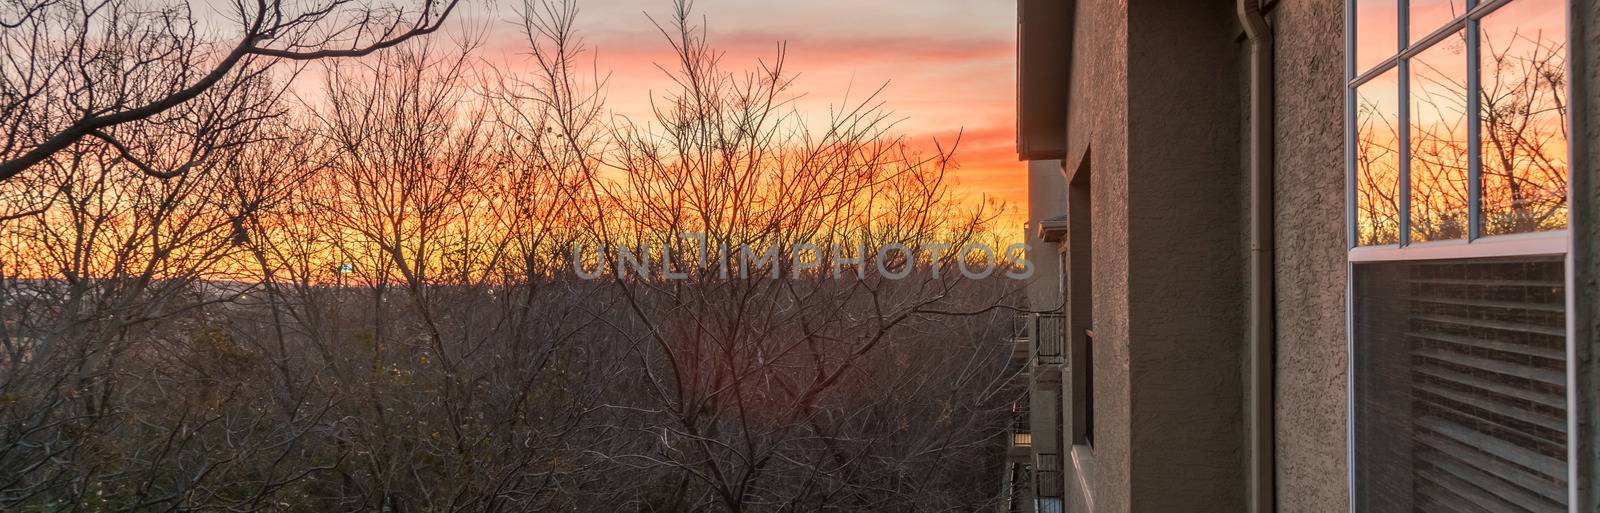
[{"x1": 1405, "y1": 258, "x2": 1566, "y2": 513}]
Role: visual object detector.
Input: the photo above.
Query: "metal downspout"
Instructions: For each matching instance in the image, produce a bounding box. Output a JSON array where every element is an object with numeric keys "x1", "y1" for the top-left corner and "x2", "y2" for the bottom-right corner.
[
  {"x1": 1237, "y1": 1, "x2": 1276, "y2": 513},
  {"x1": 1568, "y1": 2, "x2": 1594, "y2": 511}
]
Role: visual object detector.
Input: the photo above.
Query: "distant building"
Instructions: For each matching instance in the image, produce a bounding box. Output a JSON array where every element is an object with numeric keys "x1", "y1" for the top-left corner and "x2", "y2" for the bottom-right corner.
[{"x1": 1007, "y1": 1, "x2": 1599, "y2": 513}]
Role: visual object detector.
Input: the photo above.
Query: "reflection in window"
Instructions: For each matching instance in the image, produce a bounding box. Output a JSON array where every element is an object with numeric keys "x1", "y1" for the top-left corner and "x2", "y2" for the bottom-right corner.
[
  {"x1": 1357, "y1": 70, "x2": 1401, "y2": 246},
  {"x1": 1409, "y1": 31, "x2": 1469, "y2": 243},
  {"x1": 1409, "y1": 0, "x2": 1466, "y2": 44},
  {"x1": 1349, "y1": 2, "x2": 1574, "y2": 509},
  {"x1": 1480, "y1": 0, "x2": 1568, "y2": 237},
  {"x1": 1356, "y1": 0, "x2": 1399, "y2": 74}
]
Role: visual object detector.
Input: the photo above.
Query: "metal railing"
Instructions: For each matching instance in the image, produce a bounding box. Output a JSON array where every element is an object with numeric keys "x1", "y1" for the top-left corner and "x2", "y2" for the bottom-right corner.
[
  {"x1": 1034, "y1": 452, "x2": 1063, "y2": 498},
  {"x1": 1033, "y1": 312, "x2": 1064, "y2": 365},
  {"x1": 1010, "y1": 402, "x2": 1032, "y2": 448},
  {"x1": 1007, "y1": 462, "x2": 1032, "y2": 513},
  {"x1": 1007, "y1": 314, "x2": 1032, "y2": 363}
]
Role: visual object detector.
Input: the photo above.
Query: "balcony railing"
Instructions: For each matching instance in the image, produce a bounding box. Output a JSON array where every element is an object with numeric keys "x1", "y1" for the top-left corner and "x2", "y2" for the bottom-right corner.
[
  {"x1": 1012, "y1": 431, "x2": 1033, "y2": 448},
  {"x1": 1008, "y1": 313, "x2": 1032, "y2": 363},
  {"x1": 1034, "y1": 452, "x2": 1062, "y2": 498},
  {"x1": 1032, "y1": 312, "x2": 1064, "y2": 365},
  {"x1": 1007, "y1": 402, "x2": 1032, "y2": 462},
  {"x1": 1010, "y1": 403, "x2": 1032, "y2": 447},
  {"x1": 1010, "y1": 334, "x2": 1031, "y2": 362},
  {"x1": 1006, "y1": 461, "x2": 1032, "y2": 513}
]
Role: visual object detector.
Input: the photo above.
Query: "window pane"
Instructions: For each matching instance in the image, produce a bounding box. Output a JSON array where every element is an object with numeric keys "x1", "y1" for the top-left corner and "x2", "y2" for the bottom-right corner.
[
  {"x1": 1356, "y1": 0, "x2": 1400, "y2": 74},
  {"x1": 1409, "y1": 31, "x2": 1469, "y2": 243},
  {"x1": 1480, "y1": 0, "x2": 1569, "y2": 236},
  {"x1": 1353, "y1": 256, "x2": 1568, "y2": 513},
  {"x1": 1357, "y1": 69, "x2": 1402, "y2": 246},
  {"x1": 1409, "y1": 0, "x2": 1466, "y2": 44}
]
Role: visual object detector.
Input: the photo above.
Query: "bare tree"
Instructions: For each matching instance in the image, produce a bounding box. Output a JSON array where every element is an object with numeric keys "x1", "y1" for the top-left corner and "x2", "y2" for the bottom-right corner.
[
  {"x1": 0, "y1": 99, "x2": 328, "y2": 509},
  {"x1": 0, "y1": 0, "x2": 464, "y2": 182},
  {"x1": 553, "y1": 3, "x2": 1021, "y2": 511},
  {"x1": 1, "y1": 1, "x2": 1024, "y2": 511}
]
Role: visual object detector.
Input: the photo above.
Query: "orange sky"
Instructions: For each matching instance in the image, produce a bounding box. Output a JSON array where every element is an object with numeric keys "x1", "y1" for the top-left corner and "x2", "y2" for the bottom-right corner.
[{"x1": 465, "y1": 0, "x2": 1025, "y2": 231}]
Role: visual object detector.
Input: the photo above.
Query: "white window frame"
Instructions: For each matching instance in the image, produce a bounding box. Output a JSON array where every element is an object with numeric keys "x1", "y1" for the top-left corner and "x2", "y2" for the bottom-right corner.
[{"x1": 1343, "y1": 0, "x2": 1579, "y2": 511}]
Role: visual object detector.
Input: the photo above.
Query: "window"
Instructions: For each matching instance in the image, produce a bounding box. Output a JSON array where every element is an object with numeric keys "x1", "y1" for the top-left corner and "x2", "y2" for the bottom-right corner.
[
  {"x1": 1350, "y1": 0, "x2": 1569, "y2": 247},
  {"x1": 1081, "y1": 329, "x2": 1093, "y2": 448},
  {"x1": 1347, "y1": 0, "x2": 1572, "y2": 511},
  {"x1": 1066, "y1": 157, "x2": 1094, "y2": 449}
]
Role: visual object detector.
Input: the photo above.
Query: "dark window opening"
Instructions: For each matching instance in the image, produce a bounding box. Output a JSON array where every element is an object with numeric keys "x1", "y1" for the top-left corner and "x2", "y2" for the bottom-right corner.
[
  {"x1": 1083, "y1": 329, "x2": 1094, "y2": 449},
  {"x1": 1067, "y1": 154, "x2": 1094, "y2": 449}
]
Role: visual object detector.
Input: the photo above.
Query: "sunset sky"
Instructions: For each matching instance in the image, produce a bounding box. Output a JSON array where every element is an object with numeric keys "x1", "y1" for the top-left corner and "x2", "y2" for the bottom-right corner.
[{"x1": 470, "y1": 0, "x2": 1025, "y2": 231}]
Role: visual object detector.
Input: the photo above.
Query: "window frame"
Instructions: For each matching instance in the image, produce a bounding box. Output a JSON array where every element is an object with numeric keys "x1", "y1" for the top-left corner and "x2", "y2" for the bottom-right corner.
[{"x1": 1343, "y1": 0, "x2": 1579, "y2": 511}]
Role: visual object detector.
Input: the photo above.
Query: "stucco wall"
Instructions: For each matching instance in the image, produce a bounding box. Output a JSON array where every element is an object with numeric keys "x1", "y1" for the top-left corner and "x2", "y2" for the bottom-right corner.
[
  {"x1": 1123, "y1": 1, "x2": 1247, "y2": 513},
  {"x1": 1268, "y1": 1, "x2": 1350, "y2": 513},
  {"x1": 1045, "y1": 1, "x2": 1588, "y2": 512},
  {"x1": 1062, "y1": 0, "x2": 1130, "y2": 510},
  {"x1": 1060, "y1": 1, "x2": 1249, "y2": 512},
  {"x1": 1028, "y1": 159, "x2": 1067, "y2": 311}
]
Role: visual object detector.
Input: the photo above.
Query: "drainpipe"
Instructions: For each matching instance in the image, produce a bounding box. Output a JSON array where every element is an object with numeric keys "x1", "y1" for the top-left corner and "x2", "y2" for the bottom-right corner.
[
  {"x1": 1567, "y1": 3, "x2": 1593, "y2": 512},
  {"x1": 1237, "y1": 1, "x2": 1275, "y2": 513}
]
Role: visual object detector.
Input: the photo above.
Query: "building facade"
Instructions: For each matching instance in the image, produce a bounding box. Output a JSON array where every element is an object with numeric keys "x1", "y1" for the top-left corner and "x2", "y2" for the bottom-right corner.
[{"x1": 1008, "y1": 1, "x2": 1600, "y2": 513}]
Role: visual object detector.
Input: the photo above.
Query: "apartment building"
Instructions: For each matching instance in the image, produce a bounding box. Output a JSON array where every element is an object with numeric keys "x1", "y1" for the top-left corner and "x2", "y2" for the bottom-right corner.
[{"x1": 1006, "y1": 1, "x2": 1599, "y2": 513}]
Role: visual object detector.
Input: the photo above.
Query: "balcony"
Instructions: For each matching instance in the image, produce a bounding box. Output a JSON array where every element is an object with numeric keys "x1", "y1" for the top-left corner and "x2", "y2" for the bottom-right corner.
[
  {"x1": 1002, "y1": 460, "x2": 1033, "y2": 513},
  {"x1": 1010, "y1": 329, "x2": 1031, "y2": 362},
  {"x1": 1030, "y1": 312, "x2": 1064, "y2": 386},
  {"x1": 1035, "y1": 452, "x2": 1064, "y2": 513},
  {"x1": 1034, "y1": 452, "x2": 1062, "y2": 498},
  {"x1": 1008, "y1": 403, "x2": 1032, "y2": 463}
]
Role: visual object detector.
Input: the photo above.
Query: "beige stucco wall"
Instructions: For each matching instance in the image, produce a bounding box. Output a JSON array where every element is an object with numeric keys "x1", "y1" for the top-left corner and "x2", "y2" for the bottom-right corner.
[
  {"x1": 1042, "y1": 1, "x2": 1599, "y2": 512},
  {"x1": 1268, "y1": 1, "x2": 1350, "y2": 513},
  {"x1": 1060, "y1": 1, "x2": 1250, "y2": 512},
  {"x1": 1061, "y1": 0, "x2": 1129, "y2": 510},
  {"x1": 1123, "y1": 2, "x2": 1247, "y2": 512},
  {"x1": 1027, "y1": 158, "x2": 1066, "y2": 312}
]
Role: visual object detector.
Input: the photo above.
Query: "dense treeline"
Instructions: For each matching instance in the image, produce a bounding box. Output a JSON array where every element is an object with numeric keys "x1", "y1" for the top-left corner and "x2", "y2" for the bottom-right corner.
[{"x1": 0, "y1": 0, "x2": 1028, "y2": 511}]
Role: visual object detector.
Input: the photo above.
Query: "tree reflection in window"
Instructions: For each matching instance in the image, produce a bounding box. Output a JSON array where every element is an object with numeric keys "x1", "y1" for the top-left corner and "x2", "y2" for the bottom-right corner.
[
  {"x1": 1480, "y1": 0, "x2": 1567, "y2": 237},
  {"x1": 1409, "y1": 31, "x2": 1468, "y2": 243},
  {"x1": 1351, "y1": 0, "x2": 1568, "y2": 247},
  {"x1": 1357, "y1": 70, "x2": 1402, "y2": 246}
]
